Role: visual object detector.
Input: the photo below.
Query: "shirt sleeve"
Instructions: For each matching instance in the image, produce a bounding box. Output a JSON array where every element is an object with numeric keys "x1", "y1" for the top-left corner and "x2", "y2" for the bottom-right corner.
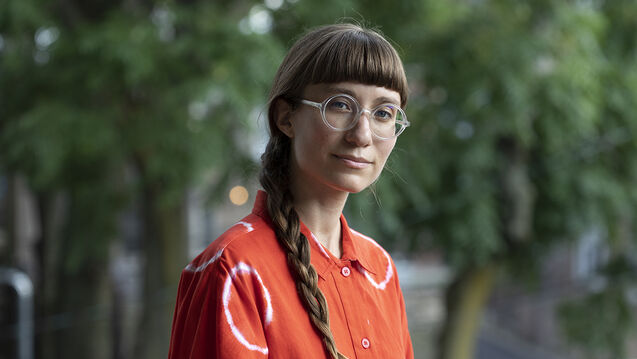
[{"x1": 168, "y1": 256, "x2": 270, "y2": 359}]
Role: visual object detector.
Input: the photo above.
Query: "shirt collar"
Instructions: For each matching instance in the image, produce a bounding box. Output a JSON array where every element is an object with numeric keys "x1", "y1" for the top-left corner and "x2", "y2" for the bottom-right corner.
[{"x1": 252, "y1": 190, "x2": 377, "y2": 279}]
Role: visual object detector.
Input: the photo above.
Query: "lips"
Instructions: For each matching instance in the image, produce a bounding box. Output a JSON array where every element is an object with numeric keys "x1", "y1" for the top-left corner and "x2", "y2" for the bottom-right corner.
[{"x1": 333, "y1": 154, "x2": 372, "y2": 169}]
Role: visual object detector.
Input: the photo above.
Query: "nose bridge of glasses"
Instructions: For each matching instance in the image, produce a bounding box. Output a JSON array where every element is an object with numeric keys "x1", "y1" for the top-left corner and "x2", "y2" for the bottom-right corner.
[
  {"x1": 358, "y1": 108, "x2": 373, "y2": 120},
  {"x1": 345, "y1": 108, "x2": 376, "y2": 141},
  {"x1": 352, "y1": 107, "x2": 373, "y2": 127}
]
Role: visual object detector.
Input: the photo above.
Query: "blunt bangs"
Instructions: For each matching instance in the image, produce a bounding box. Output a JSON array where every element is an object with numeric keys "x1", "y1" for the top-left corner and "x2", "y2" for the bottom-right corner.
[
  {"x1": 271, "y1": 24, "x2": 408, "y2": 108},
  {"x1": 305, "y1": 29, "x2": 408, "y2": 106}
]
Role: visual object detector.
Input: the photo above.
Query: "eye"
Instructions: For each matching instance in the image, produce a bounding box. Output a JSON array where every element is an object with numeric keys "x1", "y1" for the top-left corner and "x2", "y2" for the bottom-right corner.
[
  {"x1": 373, "y1": 106, "x2": 397, "y2": 122},
  {"x1": 327, "y1": 96, "x2": 354, "y2": 112}
]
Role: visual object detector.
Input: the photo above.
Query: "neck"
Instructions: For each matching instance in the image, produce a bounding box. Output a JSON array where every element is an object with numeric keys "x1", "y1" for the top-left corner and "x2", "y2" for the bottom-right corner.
[{"x1": 289, "y1": 179, "x2": 348, "y2": 259}]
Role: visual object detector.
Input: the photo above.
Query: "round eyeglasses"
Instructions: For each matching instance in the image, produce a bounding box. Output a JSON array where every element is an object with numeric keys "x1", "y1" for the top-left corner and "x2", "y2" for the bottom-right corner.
[{"x1": 299, "y1": 93, "x2": 409, "y2": 140}]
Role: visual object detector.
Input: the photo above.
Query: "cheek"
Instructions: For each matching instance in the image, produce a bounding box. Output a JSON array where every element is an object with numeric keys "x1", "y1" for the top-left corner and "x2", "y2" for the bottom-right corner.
[
  {"x1": 293, "y1": 124, "x2": 331, "y2": 163},
  {"x1": 299, "y1": 124, "x2": 335, "y2": 153},
  {"x1": 292, "y1": 113, "x2": 326, "y2": 142},
  {"x1": 376, "y1": 140, "x2": 396, "y2": 165}
]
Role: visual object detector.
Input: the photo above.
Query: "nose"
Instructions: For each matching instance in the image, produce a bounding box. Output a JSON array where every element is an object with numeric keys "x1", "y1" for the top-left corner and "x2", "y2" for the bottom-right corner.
[{"x1": 345, "y1": 110, "x2": 373, "y2": 146}]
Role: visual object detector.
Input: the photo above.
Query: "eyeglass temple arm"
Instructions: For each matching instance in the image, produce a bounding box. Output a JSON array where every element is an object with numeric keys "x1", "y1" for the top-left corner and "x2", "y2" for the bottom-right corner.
[{"x1": 300, "y1": 99, "x2": 322, "y2": 109}]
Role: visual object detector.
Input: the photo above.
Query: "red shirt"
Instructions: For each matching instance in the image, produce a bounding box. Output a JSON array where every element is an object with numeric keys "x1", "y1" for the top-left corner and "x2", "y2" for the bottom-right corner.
[{"x1": 168, "y1": 191, "x2": 414, "y2": 358}]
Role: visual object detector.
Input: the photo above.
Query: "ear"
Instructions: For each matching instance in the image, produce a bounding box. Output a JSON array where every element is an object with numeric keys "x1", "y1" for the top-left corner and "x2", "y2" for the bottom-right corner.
[{"x1": 273, "y1": 98, "x2": 295, "y2": 138}]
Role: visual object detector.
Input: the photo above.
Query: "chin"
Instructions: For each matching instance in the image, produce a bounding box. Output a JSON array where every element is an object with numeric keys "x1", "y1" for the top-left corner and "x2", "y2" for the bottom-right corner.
[
  {"x1": 322, "y1": 171, "x2": 380, "y2": 194},
  {"x1": 331, "y1": 180, "x2": 372, "y2": 194},
  {"x1": 341, "y1": 174, "x2": 382, "y2": 193}
]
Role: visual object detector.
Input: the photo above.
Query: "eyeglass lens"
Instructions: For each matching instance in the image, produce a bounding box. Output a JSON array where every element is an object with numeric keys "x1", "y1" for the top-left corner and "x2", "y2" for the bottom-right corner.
[{"x1": 324, "y1": 95, "x2": 405, "y2": 138}]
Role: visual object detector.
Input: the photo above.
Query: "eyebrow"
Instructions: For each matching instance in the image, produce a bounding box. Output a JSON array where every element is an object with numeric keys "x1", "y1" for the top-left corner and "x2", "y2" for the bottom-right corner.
[{"x1": 325, "y1": 86, "x2": 401, "y2": 106}]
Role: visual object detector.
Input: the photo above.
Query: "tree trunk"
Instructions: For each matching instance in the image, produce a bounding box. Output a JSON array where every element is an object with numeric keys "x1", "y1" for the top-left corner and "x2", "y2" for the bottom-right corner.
[
  {"x1": 56, "y1": 264, "x2": 112, "y2": 359},
  {"x1": 135, "y1": 181, "x2": 187, "y2": 359},
  {"x1": 438, "y1": 264, "x2": 498, "y2": 359},
  {"x1": 36, "y1": 189, "x2": 113, "y2": 359}
]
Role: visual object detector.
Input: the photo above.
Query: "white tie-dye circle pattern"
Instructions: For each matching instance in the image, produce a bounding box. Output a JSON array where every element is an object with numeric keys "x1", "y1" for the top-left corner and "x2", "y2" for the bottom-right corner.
[{"x1": 223, "y1": 262, "x2": 272, "y2": 355}]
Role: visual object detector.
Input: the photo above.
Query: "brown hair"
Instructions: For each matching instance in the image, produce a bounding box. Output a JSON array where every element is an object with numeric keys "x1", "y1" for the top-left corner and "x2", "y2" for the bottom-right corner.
[{"x1": 259, "y1": 23, "x2": 407, "y2": 359}]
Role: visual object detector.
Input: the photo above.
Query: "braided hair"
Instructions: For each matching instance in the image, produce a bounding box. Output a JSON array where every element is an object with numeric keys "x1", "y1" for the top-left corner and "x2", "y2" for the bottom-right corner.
[{"x1": 259, "y1": 23, "x2": 407, "y2": 359}]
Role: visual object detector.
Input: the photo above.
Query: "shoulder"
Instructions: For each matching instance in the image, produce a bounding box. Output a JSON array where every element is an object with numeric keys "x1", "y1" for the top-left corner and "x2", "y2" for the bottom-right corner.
[
  {"x1": 183, "y1": 213, "x2": 278, "y2": 275},
  {"x1": 170, "y1": 213, "x2": 280, "y2": 359}
]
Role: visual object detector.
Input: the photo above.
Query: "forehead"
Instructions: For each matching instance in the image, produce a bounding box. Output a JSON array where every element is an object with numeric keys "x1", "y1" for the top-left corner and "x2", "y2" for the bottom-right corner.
[{"x1": 304, "y1": 82, "x2": 402, "y2": 105}]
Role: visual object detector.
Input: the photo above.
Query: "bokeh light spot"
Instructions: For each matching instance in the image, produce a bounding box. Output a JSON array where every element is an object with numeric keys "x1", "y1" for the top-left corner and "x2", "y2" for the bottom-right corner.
[{"x1": 229, "y1": 186, "x2": 249, "y2": 206}]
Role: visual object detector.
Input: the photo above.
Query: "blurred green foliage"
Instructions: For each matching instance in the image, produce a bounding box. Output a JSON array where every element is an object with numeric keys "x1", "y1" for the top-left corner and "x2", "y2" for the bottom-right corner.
[
  {"x1": 1, "y1": 0, "x2": 283, "y2": 270},
  {"x1": 350, "y1": 0, "x2": 637, "y2": 266},
  {"x1": 558, "y1": 256, "x2": 637, "y2": 359}
]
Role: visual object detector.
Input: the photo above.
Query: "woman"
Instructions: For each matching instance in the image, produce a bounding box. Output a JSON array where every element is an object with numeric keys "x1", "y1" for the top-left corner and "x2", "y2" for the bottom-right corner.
[{"x1": 168, "y1": 23, "x2": 413, "y2": 359}]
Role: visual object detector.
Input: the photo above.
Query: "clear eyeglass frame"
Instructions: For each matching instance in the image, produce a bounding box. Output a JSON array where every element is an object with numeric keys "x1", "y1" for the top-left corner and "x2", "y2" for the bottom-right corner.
[{"x1": 299, "y1": 93, "x2": 410, "y2": 140}]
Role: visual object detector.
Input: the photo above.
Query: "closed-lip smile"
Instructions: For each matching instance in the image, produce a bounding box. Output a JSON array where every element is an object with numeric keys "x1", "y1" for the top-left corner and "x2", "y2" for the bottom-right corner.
[
  {"x1": 335, "y1": 154, "x2": 371, "y2": 163},
  {"x1": 334, "y1": 154, "x2": 372, "y2": 169}
]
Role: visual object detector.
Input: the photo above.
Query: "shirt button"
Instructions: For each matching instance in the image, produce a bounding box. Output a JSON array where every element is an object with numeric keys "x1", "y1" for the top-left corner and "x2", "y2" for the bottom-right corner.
[
  {"x1": 361, "y1": 338, "x2": 370, "y2": 349},
  {"x1": 341, "y1": 266, "x2": 351, "y2": 277}
]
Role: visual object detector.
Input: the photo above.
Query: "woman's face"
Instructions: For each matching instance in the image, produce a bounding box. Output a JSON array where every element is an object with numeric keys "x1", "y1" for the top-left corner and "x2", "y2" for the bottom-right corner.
[{"x1": 277, "y1": 82, "x2": 400, "y2": 196}]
